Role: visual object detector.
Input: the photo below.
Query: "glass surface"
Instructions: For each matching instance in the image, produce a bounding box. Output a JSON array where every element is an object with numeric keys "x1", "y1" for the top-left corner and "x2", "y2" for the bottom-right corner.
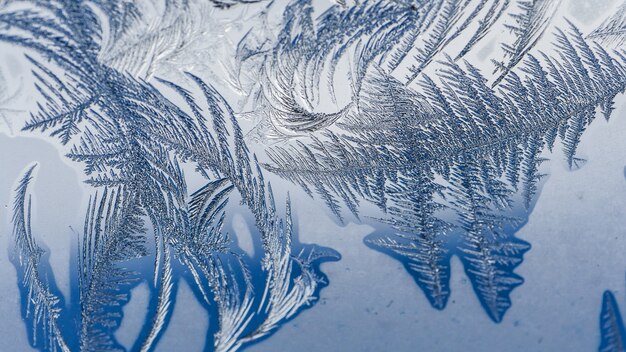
[{"x1": 0, "y1": 0, "x2": 625, "y2": 351}]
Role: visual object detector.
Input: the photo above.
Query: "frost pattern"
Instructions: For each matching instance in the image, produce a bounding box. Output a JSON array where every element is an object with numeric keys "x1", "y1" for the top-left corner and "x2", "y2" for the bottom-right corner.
[
  {"x1": 491, "y1": 0, "x2": 560, "y2": 86},
  {"x1": 3, "y1": 1, "x2": 335, "y2": 351},
  {"x1": 257, "y1": 3, "x2": 626, "y2": 322},
  {"x1": 11, "y1": 165, "x2": 70, "y2": 352},
  {"x1": 237, "y1": 0, "x2": 517, "y2": 137},
  {"x1": 2, "y1": 0, "x2": 626, "y2": 350},
  {"x1": 588, "y1": 1, "x2": 626, "y2": 48},
  {"x1": 599, "y1": 290, "x2": 626, "y2": 352}
]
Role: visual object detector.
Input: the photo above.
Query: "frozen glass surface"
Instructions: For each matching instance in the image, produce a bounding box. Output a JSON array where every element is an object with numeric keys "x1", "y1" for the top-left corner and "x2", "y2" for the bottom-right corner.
[{"x1": 0, "y1": 1, "x2": 625, "y2": 351}]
